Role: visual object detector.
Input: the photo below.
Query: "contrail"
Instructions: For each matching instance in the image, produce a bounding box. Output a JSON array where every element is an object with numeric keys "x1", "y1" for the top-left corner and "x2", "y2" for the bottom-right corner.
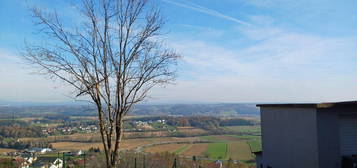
[{"x1": 162, "y1": 0, "x2": 251, "y2": 26}]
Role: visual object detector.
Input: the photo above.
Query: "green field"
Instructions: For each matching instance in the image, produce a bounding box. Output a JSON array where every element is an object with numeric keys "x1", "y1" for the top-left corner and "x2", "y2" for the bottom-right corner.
[
  {"x1": 204, "y1": 143, "x2": 228, "y2": 160},
  {"x1": 198, "y1": 134, "x2": 261, "y2": 161},
  {"x1": 223, "y1": 126, "x2": 261, "y2": 133},
  {"x1": 248, "y1": 140, "x2": 262, "y2": 152},
  {"x1": 229, "y1": 134, "x2": 261, "y2": 140}
]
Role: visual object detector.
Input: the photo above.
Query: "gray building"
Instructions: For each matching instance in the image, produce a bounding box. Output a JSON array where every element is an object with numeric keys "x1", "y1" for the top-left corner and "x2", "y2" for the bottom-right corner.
[{"x1": 255, "y1": 101, "x2": 357, "y2": 168}]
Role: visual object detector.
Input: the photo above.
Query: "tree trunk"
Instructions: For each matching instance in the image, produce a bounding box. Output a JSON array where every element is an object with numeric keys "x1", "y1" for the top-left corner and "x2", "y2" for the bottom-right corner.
[{"x1": 98, "y1": 117, "x2": 124, "y2": 168}]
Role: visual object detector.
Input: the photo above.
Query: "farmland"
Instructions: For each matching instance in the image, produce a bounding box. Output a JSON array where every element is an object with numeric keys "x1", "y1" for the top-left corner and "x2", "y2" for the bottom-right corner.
[
  {"x1": 181, "y1": 143, "x2": 209, "y2": 156},
  {"x1": 50, "y1": 136, "x2": 258, "y2": 161},
  {"x1": 0, "y1": 113, "x2": 261, "y2": 167},
  {"x1": 205, "y1": 143, "x2": 228, "y2": 159},
  {"x1": 24, "y1": 126, "x2": 261, "y2": 163},
  {"x1": 136, "y1": 125, "x2": 261, "y2": 163},
  {"x1": 228, "y1": 142, "x2": 253, "y2": 160},
  {"x1": 0, "y1": 148, "x2": 16, "y2": 153},
  {"x1": 51, "y1": 136, "x2": 201, "y2": 151},
  {"x1": 141, "y1": 134, "x2": 258, "y2": 162},
  {"x1": 145, "y1": 144, "x2": 187, "y2": 153},
  {"x1": 174, "y1": 144, "x2": 192, "y2": 154}
]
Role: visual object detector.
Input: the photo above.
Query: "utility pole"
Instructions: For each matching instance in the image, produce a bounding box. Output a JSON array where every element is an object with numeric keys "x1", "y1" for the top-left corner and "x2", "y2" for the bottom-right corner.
[
  {"x1": 57, "y1": 152, "x2": 60, "y2": 168},
  {"x1": 143, "y1": 155, "x2": 146, "y2": 168},
  {"x1": 172, "y1": 158, "x2": 177, "y2": 168},
  {"x1": 62, "y1": 152, "x2": 65, "y2": 168},
  {"x1": 134, "y1": 157, "x2": 137, "y2": 168},
  {"x1": 10, "y1": 154, "x2": 13, "y2": 168},
  {"x1": 83, "y1": 152, "x2": 86, "y2": 168}
]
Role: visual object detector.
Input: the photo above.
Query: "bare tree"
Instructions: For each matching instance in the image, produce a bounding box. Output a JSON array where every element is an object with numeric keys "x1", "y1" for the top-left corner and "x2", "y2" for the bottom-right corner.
[{"x1": 23, "y1": 0, "x2": 179, "y2": 167}]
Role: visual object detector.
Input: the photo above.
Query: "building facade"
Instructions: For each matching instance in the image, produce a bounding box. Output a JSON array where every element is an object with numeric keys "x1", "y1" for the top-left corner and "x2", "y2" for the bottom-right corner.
[{"x1": 256, "y1": 101, "x2": 357, "y2": 168}]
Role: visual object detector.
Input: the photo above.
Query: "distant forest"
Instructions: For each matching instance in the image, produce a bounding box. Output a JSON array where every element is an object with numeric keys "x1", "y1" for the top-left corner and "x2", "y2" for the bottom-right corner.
[
  {"x1": 0, "y1": 120, "x2": 50, "y2": 149},
  {"x1": 0, "y1": 103, "x2": 259, "y2": 118}
]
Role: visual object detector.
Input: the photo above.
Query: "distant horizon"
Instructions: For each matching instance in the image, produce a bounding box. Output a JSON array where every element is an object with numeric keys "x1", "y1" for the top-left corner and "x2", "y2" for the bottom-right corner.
[{"x1": 1, "y1": 99, "x2": 352, "y2": 106}]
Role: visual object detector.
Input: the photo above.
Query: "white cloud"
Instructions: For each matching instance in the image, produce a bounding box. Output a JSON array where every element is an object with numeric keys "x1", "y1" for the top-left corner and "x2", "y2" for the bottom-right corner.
[
  {"x1": 150, "y1": 25, "x2": 357, "y2": 103},
  {"x1": 2, "y1": 16, "x2": 357, "y2": 103}
]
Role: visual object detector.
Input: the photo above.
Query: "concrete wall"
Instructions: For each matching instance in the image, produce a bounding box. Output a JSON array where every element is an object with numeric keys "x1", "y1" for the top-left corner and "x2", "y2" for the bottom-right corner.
[
  {"x1": 316, "y1": 108, "x2": 340, "y2": 168},
  {"x1": 260, "y1": 107, "x2": 319, "y2": 168}
]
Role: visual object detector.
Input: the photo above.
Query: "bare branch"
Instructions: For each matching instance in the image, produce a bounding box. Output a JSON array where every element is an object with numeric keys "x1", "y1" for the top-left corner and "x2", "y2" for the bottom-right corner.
[{"x1": 23, "y1": 0, "x2": 180, "y2": 167}]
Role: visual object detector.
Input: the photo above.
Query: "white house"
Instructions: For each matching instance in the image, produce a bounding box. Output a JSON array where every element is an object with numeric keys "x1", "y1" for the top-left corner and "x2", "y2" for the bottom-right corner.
[
  {"x1": 49, "y1": 158, "x2": 63, "y2": 168},
  {"x1": 256, "y1": 101, "x2": 357, "y2": 168},
  {"x1": 40, "y1": 148, "x2": 52, "y2": 154},
  {"x1": 27, "y1": 147, "x2": 52, "y2": 154},
  {"x1": 32, "y1": 157, "x2": 63, "y2": 168},
  {"x1": 77, "y1": 150, "x2": 83, "y2": 155}
]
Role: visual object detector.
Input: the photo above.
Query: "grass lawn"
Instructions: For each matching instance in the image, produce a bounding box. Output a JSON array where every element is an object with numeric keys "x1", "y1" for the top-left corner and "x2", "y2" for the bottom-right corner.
[{"x1": 204, "y1": 143, "x2": 228, "y2": 160}]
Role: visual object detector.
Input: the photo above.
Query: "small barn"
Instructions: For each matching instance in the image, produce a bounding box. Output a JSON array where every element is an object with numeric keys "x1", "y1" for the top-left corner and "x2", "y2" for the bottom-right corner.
[{"x1": 256, "y1": 101, "x2": 357, "y2": 168}]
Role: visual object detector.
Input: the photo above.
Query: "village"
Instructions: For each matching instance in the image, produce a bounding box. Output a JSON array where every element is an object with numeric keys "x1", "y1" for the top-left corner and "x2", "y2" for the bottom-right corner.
[
  {"x1": 2, "y1": 147, "x2": 85, "y2": 168},
  {"x1": 39, "y1": 119, "x2": 168, "y2": 136}
]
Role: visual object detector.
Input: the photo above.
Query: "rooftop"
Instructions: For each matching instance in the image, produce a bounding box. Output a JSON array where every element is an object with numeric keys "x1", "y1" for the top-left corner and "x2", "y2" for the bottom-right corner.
[{"x1": 256, "y1": 101, "x2": 357, "y2": 108}]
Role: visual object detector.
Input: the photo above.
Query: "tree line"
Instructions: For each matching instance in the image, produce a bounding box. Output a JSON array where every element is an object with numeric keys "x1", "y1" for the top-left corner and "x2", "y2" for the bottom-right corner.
[{"x1": 127, "y1": 116, "x2": 258, "y2": 130}]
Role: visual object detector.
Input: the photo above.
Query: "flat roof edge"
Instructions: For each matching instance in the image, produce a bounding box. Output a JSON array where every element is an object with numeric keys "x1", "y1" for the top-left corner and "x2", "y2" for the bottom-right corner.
[
  {"x1": 257, "y1": 101, "x2": 357, "y2": 108},
  {"x1": 256, "y1": 104, "x2": 317, "y2": 108}
]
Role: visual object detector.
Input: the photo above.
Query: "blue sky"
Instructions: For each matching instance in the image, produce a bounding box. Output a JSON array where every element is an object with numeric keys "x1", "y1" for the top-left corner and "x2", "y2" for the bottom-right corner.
[{"x1": 1, "y1": 0, "x2": 357, "y2": 103}]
